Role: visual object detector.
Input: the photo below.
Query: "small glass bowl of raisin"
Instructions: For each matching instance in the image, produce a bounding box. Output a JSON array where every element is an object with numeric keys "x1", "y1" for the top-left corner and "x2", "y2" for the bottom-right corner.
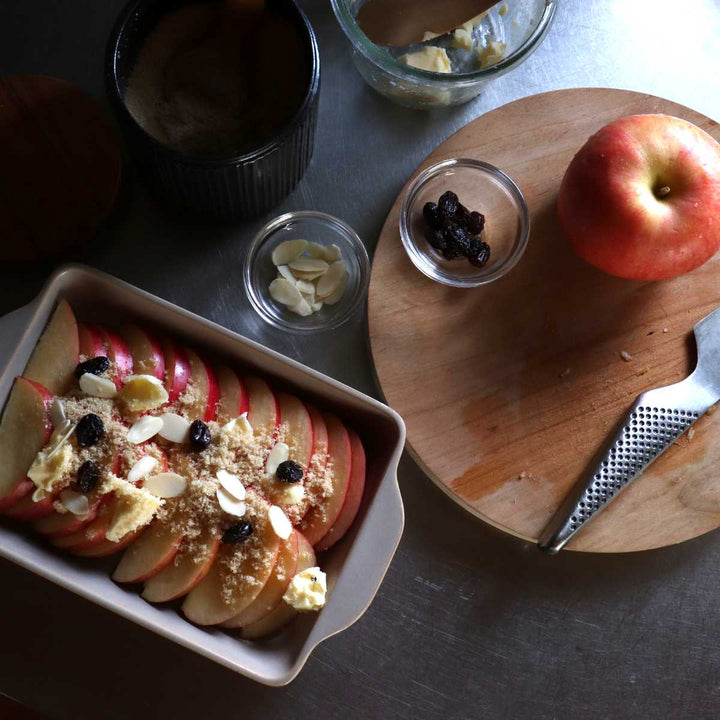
[{"x1": 400, "y1": 158, "x2": 529, "y2": 288}]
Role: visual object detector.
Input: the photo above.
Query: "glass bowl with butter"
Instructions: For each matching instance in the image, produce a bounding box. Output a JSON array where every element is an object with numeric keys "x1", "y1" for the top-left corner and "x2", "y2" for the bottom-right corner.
[
  {"x1": 400, "y1": 158, "x2": 530, "y2": 287},
  {"x1": 330, "y1": 0, "x2": 556, "y2": 109},
  {"x1": 244, "y1": 211, "x2": 370, "y2": 333}
]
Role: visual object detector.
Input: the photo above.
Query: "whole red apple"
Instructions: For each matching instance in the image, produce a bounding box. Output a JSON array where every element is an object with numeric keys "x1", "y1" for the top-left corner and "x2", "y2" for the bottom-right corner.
[{"x1": 558, "y1": 114, "x2": 720, "y2": 280}]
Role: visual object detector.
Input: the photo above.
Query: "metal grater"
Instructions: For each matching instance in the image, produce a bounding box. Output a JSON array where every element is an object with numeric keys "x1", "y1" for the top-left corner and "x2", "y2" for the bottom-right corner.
[{"x1": 538, "y1": 306, "x2": 720, "y2": 554}]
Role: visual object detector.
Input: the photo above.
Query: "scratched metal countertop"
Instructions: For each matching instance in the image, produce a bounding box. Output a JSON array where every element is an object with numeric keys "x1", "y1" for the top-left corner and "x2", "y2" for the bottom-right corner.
[{"x1": 1, "y1": 1, "x2": 720, "y2": 718}]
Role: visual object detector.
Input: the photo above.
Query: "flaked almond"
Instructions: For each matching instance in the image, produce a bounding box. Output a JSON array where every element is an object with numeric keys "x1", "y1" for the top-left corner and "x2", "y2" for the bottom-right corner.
[
  {"x1": 311, "y1": 301, "x2": 323, "y2": 312},
  {"x1": 144, "y1": 472, "x2": 186, "y2": 498},
  {"x1": 60, "y1": 490, "x2": 90, "y2": 519},
  {"x1": 222, "y1": 412, "x2": 253, "y2": 436},
  {"x1": 323, "y1": 244, "x2": 342, "y2": 262},
  {"x1": 305, "y1": 242, "x2": 328, "y2": 258},
  {"x1": 119, "y1": 374, "x2": 169, "y2": 411},
  {"x1": 128, "y1": 455, "x2": 159, "y2": 484},
  {"x1": 276, "y1": 265, "x2": 297, "y2": 283},
  {"x1": 288, "y1": 257, "x2": 329, "y2": 274},
  {"x1": 217, "y1": 469, "x2": 246, "y2": 500},
  {"x1": 316, "y1": 260, "x2": 347, "y2": 298},
  {"x1": 324, "y1": 270, "x2": 349, "y2": 305},
  {"x1": 291, "y1": 269, "x2": 328, "y2": 281},
  {"x1": 269, "y1": 278, "x2": 304, "y2": 307},
  {"x1": 289, "y1": 298, "x2": 313, "y2": 317},
  {"x1": 295, "y1": 279, "x2": 315, "y2": 295},
  {"x1": 268, "y1": 505, "x2": 292, "y2": 539},
  {"x1": 50, "y1": 398, "x2": 67, "y2": 429},
  {"x1": 32, "y1": 487, "x2": 47, "y2": 503},
  {"x1": 266, "y1": 442, "x2": 290, "y2": 476},
  {"x1": 272, "y1": 239, "x2": 308, "y2": 266},
  {"x1": 46, "y1": 422, "x2": 76, "y2": 460},
  {"x1": 127, "y1": 415, "x2": 163, "y2": 444},
  {"x1": 159, "y1": 413, "x2": 190, "y2": 443},
  {"x1": 79, "y1": 372, "x2": 117, "y2": 399},
  {"x1": 216, "y1": 487, "x2": 246, "y2": 517}
]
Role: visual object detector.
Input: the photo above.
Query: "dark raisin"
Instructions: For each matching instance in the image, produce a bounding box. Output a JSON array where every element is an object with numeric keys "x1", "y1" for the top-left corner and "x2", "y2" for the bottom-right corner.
[
  {"x1": 427, "y1": 228, "x2": 447, "y2": 252},
  {"x1": 470, "y1": 241, "x2": 491, "y2": 267},
  {"x1": 422, "y1": 201, "x2": 443, "y2": 230},
  {"x1": 453, "y1": 203, "x2": 470, "y2": 227},
  {"x1": 76, "y1": 414, "x2": 104, "y2": 447},
  {"x1": 442, "y1": 224, "x2": 471, "y2": 259},
  {"x1": 222, "y1": 521, "x2": 253, "y2": 544},
  {"x1": 76, "y1": 460, "x2": 100, "y2": 493},
  {"x1": 189, "y1": 419, "x2": 211, "y2": 450},
  {"x1": 467, "y1": 211, "x2": 485, "y2": 235},
  {"x1": 276, "y1": 460, "x2": 304, "y2": 483},
  {"x1": 438, "y1": 190, "x2": 459, "y2": 217},
  {"x1": 74, "y1": 356, "x2": 110, "y2": 379}
]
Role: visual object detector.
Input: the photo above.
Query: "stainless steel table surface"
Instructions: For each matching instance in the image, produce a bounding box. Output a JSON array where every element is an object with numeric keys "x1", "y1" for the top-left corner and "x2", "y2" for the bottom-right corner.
[{"x1": 1, "y1": 1, "x2": 720, "y2": 718}]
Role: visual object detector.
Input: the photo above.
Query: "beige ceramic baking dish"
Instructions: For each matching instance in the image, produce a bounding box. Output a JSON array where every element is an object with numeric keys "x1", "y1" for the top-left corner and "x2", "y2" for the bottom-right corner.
[{"x1": 0, "y1": 264, "x2": 405, "y2": 686}]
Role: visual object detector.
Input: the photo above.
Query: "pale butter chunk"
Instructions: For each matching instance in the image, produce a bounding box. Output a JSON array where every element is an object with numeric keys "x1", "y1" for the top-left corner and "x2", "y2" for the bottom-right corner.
[
  {"x1": 118, "y1": 374, "x2": 169, "y2": 412},
  {"x1": 452, "y1": 28, "x2": 473, "y2": 51},
  {"x1": 27, "y1": 440, "x2": 74, "y2": 494},
  {"x1": 283, "y1": 567, "x2": 327, "y2": 612},
  {"x1": 400, "y1": 46, "x2": 452, "y2": 73},
  {"x1": 101, "y1": 474, "x2": 162, "y2": 542},
  {"x1": 478, "y1": 40, "x2": 507, "y2": 68}
]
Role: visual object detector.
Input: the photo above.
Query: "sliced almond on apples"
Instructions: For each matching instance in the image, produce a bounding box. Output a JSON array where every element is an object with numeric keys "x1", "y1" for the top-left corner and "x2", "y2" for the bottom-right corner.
[
  {"x1": 269, "y1": 278, "x2": 304, "y2": 307},
  {"x1": 288, "y1": 257, "x2": 329, "y2": 274},
  {"x1": 268, "y1": 505, "x2": 292, "y2": 540},
  {"x1": 271, "y1": 239, "x2": 308, "y2": 266},
  {"x1": 289, "y1": 298, "x2": 313, "y2": 317},
  {"x1": 159, "y1": 413, "x2": 190, "y2": 443},
  {"x1": 266, "y1": 442, "x2": 290, "y2": 476},
  {"x1": 324, "y1": 270, "x2": 349, "y2": 305},
  {"x1": 144, "y1": 472, "x2": 186, "y2": 498},
  {"x1": 127, "y1": 455, "x2": 159, "y2": 484},
  {"x1": 50, "y1": 398, "x2": 67, "y2": 429},
  {"x1": 217, "y1": 469, "x2": 246, "y2": 500},
  {"x1": 60, "y1": 490, "x2": 90, "y2": 519},
  {"x1": 216, "y1": 486, "x2": 246, "y2": 517},
  {"x1": 79, "y1": 372, "x2": 117, "y2": 399},
  {"x1": 316, "y1": 260, "x2": 347, "y2": 299},
  {"x1": 119, "y1": 374, "x2": 169, "y2": 411},
  {"x1": 127, "y1": 415, "x2": 163, "y2": 444}
]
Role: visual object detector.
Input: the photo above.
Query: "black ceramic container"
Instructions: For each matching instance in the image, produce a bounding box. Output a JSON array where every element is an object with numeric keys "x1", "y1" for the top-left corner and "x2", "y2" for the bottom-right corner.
[{"x1": 106, "y1": 0, "x2": 320, "y2": 221}]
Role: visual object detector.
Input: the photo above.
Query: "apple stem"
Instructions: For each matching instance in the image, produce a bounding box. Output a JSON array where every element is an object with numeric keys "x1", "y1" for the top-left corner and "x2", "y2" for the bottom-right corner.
[{"x1": 655, "y1": 185, "x2": 671, "y2": 198}]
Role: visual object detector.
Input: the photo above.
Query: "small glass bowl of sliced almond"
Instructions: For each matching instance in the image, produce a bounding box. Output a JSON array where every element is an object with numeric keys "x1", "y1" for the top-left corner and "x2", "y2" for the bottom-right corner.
[{"x1": 244, "y1": 211, "x2": 370, "y2": 332}]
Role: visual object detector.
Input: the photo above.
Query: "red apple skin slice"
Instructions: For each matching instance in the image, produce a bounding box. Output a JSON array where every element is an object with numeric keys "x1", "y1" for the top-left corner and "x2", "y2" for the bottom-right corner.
[
  {"x1": 315, "y1": 428, "x2": 366, "y2": 552},
  {"x1": 0, "y1": 377, "x2": 52, "y2": 510},
  {"x1": 73, "y1": 527, "x2": 144, "y2": 558},
  {"x1": 23, "y1": 299, "x2": 79, "y2": 396},
  {"x1": 112, "y1": 519, "x2": 184, "y2": 583},
  {"x1": 51, "y1": 502, "x2": 113, "y2": 551},
  {"x1": 78, "y1": 323, "x2": 107, "y2": 360},
  {"x1": 245, "y1": 375, "x2": 279, "y2": 448},
  {"x1": 162, "y1": 340, "x2": 191, "y2": 405},
  {"x1": 142, "y1": 527, "x2": 221, "y2": 603},
  {"x1": 182, "y1": 495, "x2": 281, "y2": 625},
  {"x1": 0, "y1": 477, "x2": 34, "y2": 513},
  {"x1": 221, "y1": 530, "x2": 299, "y2": 629},
  {"x1": 3, "y1": 489, "x2": 58, "y2": 521},
  {"x1": 241, "y1": 532, "x2": 316, "y2": 640},
  {"x1": 98, "y1": 327, "x2": 134, "y2": 387},
  {"x1": 33, "y1": 491, "x2": 113, "y2": 537},
  {"x1": 120, "y1": 324, "x2": 165, "y2": 381},
  {"x1": 215, "y1": 366, "x2": 249, "y2": 424},
  {"x1": 299, "y1": 413, "x2": 352, "y2": 547},
  {"x1": 183, "y1": 348, "x2": 220, "y2": 422}
]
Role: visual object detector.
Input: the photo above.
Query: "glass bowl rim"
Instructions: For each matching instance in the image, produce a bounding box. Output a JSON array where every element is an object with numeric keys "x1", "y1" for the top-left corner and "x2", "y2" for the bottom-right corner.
[
  {"x1": 329, "y1": 0, "x2": 557, "y2": 86},
  {"x1": 399, "y1": 157, "x2": 530, "y2": 288},
  {"x1": 243, "y1": 210, "x2": 371, "y2": 333}
]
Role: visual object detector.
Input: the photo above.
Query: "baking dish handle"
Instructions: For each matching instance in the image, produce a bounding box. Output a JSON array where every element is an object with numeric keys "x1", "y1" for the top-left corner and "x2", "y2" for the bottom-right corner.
[{"x1": 0, "y1": 302, "x2": 38, "y2": 378}]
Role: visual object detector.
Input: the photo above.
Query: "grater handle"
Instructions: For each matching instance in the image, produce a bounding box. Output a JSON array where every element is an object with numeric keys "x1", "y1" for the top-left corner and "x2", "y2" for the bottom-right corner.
[{"x1": 538, "y1": 374, "x2": 717, "y2": 554}]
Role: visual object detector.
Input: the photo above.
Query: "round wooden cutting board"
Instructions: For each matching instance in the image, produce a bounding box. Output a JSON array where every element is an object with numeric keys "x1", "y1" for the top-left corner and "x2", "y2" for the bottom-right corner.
[{"x1": 369, "y1": 88, "x2": 720, "y2": 553}]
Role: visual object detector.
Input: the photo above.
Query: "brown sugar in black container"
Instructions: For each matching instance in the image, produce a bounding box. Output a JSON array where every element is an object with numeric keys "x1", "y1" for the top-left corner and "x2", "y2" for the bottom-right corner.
[{"x1": 105, "y1": 0, "x2": 319, "y2": 221}]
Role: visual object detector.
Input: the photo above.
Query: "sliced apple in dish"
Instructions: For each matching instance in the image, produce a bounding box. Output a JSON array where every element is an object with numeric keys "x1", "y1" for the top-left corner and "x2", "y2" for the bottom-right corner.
[
  {"x1": 221, "y1": 530, "x2": 299, "y2": 629},
  {"x1": 112, "y1": 517, "x2": 184, "y2": 583},
  {"x1": 215, "y1": 366, "x2": 248, "y2": 424},
  {"x1": 241, "y1": 531, "x2": 316, "y2": 640},
  {"x1": 183, "y1": 348, "x2": 220, "y2": 421},
  {"x1": 245, "y1": 375, "x2": 279, "y2": 448},
  {"x1": 182, "y1": 494, "x2": 281, "y2": 625},
  {"x1": 98, "y1": 327, "x2": 134, "y2": 387},
  {"x1": 315, "y1": 428, "x2": 366, "y2": 552},
  {"x1": 74, "y1": 526, "x2": 144, "y2": 558},
  {"x1": 33, "y1": 490, "x2": 112, "y2": 537},
  {"x1": 78, "y1": 323, "x2": 107, "y2": 360},
  {"x1": 23, "y1": 299, "x2": 79, "y2": 396},
  {"x1": 162, "y1": 340, "x2": 191, "y2": 406},
  {"x1": 299, "y1": 412, "x2": 352, "y2": 547},
  {"x1": 0, "y1": 378, "x2": 53, "y2": 511},
  {"x1": 120, "y1": 324, "x2": 165, "y2": 381},
  {"x1": 142, "y1": 526, "x2": 221, "y2": 603}
]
